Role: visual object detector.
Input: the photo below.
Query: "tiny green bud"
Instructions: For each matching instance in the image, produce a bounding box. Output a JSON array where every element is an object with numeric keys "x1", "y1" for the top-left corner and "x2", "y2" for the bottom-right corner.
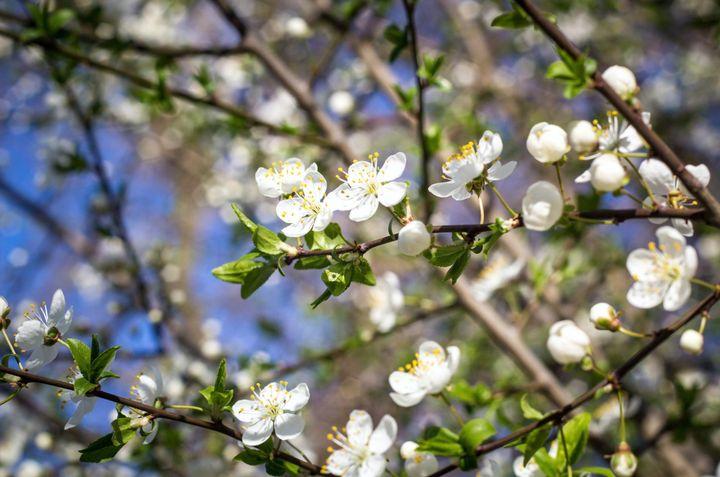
[
  {"x1": 611, "y1": 442, "x2": 638, "y2": 477},
  {"x1": 43, "y1": 326, "x2": 61, "y2": 346}
]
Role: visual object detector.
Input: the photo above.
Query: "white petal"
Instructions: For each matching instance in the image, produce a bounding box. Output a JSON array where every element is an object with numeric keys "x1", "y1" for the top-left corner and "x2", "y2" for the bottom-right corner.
[
  {"x1": 49, "y1": 289, "x2": 66, "y2": 322},
  {"x1": 25, "y1": 344, "x2": 59, "y2": 369},
  {"x1": 143, "y1": 422, "x2": 159, "y2": 445},
  {"x1": 349, "y1": 195, "x2": 379, "y2": 222},
  {"x1": 378, "y1": 182, "x2": 407, "y2": 207},
  {"x1": 390, "y1": 390, "x2": 427, "y2": 407},
  {"x1": 347, "y1": 161, "x2": 376, "y2": 187},
  {"x1": 327, "y1": 183, "x2": 363, "y2": 211},
  {"x1": 274, "y1": 413, "x2": 305, "y2": 440},
  {"x1": 686, "y1": 164, "x2": 710, "y2": 187},
  {"x1": 242, "y1": 418, "x2": 274, "y2": 446},
  {"x1": 232, "y1": 400, "x2": 262, "y2": 424},
  {"x1": 656, "y1": 225, "x2": 686, "y2": 258},
  {"x1": 346, "y1": 410, "x2": 374, "y2": 447},
  {"x1": 301, "y1": 171, "x2": 328, "y2": 203},
  {"x1": 627, "y1": 281, "x2": 667, "y2": 309},
  {"x1": 486, "y1": 161, "x2": 516, "y2": 181},
  {"x1": 325, "y1": 450, "x2": 356, "y2": 476},
  {"x1": 451, "y1": 187, "x2": 472, "y2": 201},
  {"x1": 280, "y1": 158, "x2": 308, "y2": 194},
  {"x1": 65, "y1": 397, "x2": 96, "y2": 430},
  {"x1": 428, "y1": 180, "x2": 462, "y2": 199},
  {"x1": 135, "y1": 374, "x2": 159, "y2": 404},
  {"x1": 283, "y1": 383, "x2": 310, "y2": 412},
  {"x1": 574, "y1": 168, "x2": 591, "y2": 183},
  {"x1": 255, "y1": 167, "x2": 283, "y2": 198},
  {"x1": 476, "y1": 131, "x2": 503, "y2": 160},
  {"x1": 445, "y1": 346, "x2": 461, "y2": 374},
  {"x1": 376, "y1": 153, "x2": 406, "y2": 182},
  {"x1": 663, "y1": 280, "x2": 691, "y2": 311},
  {"x1": 626, "y1": 249, "x2": 657, "y2": 278},
  {"x1": 313, "y1": 205, "x2": 333, "y2": 231},
  {"x1": 276, "y1": 198, "x2": 308, "y2": 225},
  {"x1": 671, "y1": 217, "x2": 694, "y2": 237},
  {"x1": 368, "y1": 415, "x2": 397, "y2": 454},
  {"x1": 282, "y1": 217, "x2": 315, "y2": 238},
  {"x1": 55, "y1": 310, "x2": 73, "y2": 335},
  {"x1": 418, "y1": 341, "x2": 445, "y2": 357},
  {"x1": 406, "y1": 454, "x2": 439, "y2": 477},
  {"x1": 16, "y1": 320, "x2": 45, "y2": 350},
  {"x1": 638, "y1": 159, "x2": 673, "y2": 195},
  {"x1": 684, "y1": 246, "x2": 698, "y2": 277},
  {"x1": 360, "y1": 454, "x2": 387, "y2": 477}
]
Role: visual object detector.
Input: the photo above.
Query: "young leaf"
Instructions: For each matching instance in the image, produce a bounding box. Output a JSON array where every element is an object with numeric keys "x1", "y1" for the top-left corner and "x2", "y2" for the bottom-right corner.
[
  {"x1": 73, "y1": 376, "x2": 98, "y2": 396},
  {"x1": 293, "y1": 256, "x2": 331, "y2": 270},
  {"x1": 322, "y1": 263, "x2": 353, "y2": 296},
  {"x1": 79, "y1": 433, "x2": 126, "y2": 463},
  {"x1": 425, "y1": 243, "x2": 468, "y2": 267},
  {"x1": 111, "y1": 417, "x2": 138, "y2": 446},
  {"x1": 90, "y1": 346, "x2": 120, "y2": 383},
  {"x1": 560, "y1": 412, "x2": 591, "y2": 466},
  {"x1": 491, "y1": 7, "x2": 532, "y2": 29},
  {"x1": 213, "y1": 258, "x2": 265, "y2": 284},
  {"x1": 351, "y1": 258, "x2": 376, "y2": 286},
  {"x1": 458, "y1": 418, "x2": 496, "y2": 455},
  {"x1": 417, "y1": 426, "x2": 464, "y2": 457},
  {"x1": 310, "y1": 289, "x2": 332, "y2": 309},
  {"x1": 231, "y1": 203, "x2": 258, "y2": 233},
  {"x1": 520, "y1": 394, "x2": 546, "y2": 420},
  {"x1": 241, "y1": 266, "x2": 276, "y2": 299},
  {"x1": 235, "y1": 448, "x2": 269, "y2": 466},
  {"x1": 252, "y1": 226, "x2": 284, "y2": 255},
  {"x1": 523, "y1": 425, "x2": 551, "y2": 465},
  {"x1": 445, "y1": 248, "x2": 471, "y2": 284},
  {"x1": 66, "y1": 338, "x2": 91, "y2": 377}
]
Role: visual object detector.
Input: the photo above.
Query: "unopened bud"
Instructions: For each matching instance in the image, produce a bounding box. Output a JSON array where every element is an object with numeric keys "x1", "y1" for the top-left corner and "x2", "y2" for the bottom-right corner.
[
  {"x1": 580, "y1": 355, "x2": 594, "y2": 372},
  {"x1": 0, "y1": 296, "x2": 9, "y2": 319},
  {"x1": 589, "y1": 302, "x2": 620, "y2": 331},
  {"x1": 397, "y1": 220, "x2": 431, "y2": 256},
  {"x1": 611, "y1": 442, "x2": 638, "y2": 477},
  {"x1": 679, "y1": 329, "x2": 703, "y2": 355}
]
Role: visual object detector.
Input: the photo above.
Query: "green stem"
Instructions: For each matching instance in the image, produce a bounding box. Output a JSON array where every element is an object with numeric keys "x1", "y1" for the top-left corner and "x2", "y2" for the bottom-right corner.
[
  {"x1": 558, "y1": 424, "x2": 572, "y2": 477},
  {"x1": 488, "y1": 183, "x2": 517, "y2": 217},
  {"x1": 621, "y1": 156, "x2": 657, "y2": 205},
  {"x1": 618, "y1": 326, "x2": 652, "y2": 339},
  {"x1": 616, "y1": 390, "x2": 627, "y2": 442},
  {"x1": 439, "y1": 391, "x2": 465, "y2": 427},
  {"x1": 554, "y1": 163, "x2": 567, "y2": 203},
  {"x1": 1, "y1": 329, "x2": 23, "y2": 371},
  {"x1": 698, "y1": 312, "x2": 709, "y2": 334},
  {"x1": 691, "y1": 277, "x2": 718, "y2": 292},
  {"x1": 167, "y1": 404, "x2": 204, "y2": 412},
  {"x1": 620, "y1": 188, "x2": 644, "y2": 205},
  {"x1": 616, "y1": 152, "x2": 649, "y2": 159}
]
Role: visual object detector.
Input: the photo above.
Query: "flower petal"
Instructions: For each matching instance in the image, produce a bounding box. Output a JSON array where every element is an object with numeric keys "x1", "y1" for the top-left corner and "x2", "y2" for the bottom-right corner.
[
  {"x1": 302, "y1": 171, "x2": 328, "y2": 203},
  {"x1": 626, "y1": 249, "x2": 657, "y2": 278},
  {"x1": 255, "y1": 167, "x2": 282, "y2": 198},
  {"x1": 378, "y1": 182, "x2": 407, "y2": 207},
  {"x1": 282, "y1": 216, "x2": 315, "y2": 238},
  {"x1": 143, "y1": 421, "x2": 159, "y2": 445},
  {"x1": 49, "y1": 289, "x2": 66, "y2": 323},
  {"x1": 349, "y1": 195, "x2": 379, "y2": 222},
  {"x1": 671, "y1": 217, "x2": 694, "y2": 237},
  {"x1": 476, "y1": 131, "x2": 503, "y2": 160},
  {"x1": 656, "y1": 225, "x2": 686, "y2": 258},
  {"x1": 232, "y1": 399, "x2": 263, "y2": 424},
  {"x1": 16, "y1": 320, "x2": 45, "y2": 350},
  {"x1": 626, "y1": 280, "x2": 667, "y2": 309},
  {"x1": 368, "y1": 414, "x2": 397, "y2": 454},
  {"x1": 347, "y1": 161, "x2": 376, "y2": 188},
  {"x1": 428, "y1": 180, "x2": 461, "y2": 199},
  {"x1": 283, "y1": 383, "x2": 310, "y2": 412},
  {"x1": 277, "y1": 198, "x2": 309, "y2": 225},
  {"x1": 25, "y1": 344, "x2": 59, "y2": 369},
  {"x1": 327, "y1": 183, "x2": 363, "y2": 211},
  {"x1": 684, "y1": 246, "x2": 698, "y2": 278},
  {"x1": 445, "y1": 346, "x2": 460, "y2": 375},
  {"x1": 242, "y1": 418, "x2": 274, "y2": 447},
  {"x1": 486, "y1": 161, "x2": 516, "y2": 181},
  {"x1": 346, "y1": 410, "x2": 373, "y2": 447},
  {"x1": 65, "y1": 397, "x2": 96, "y2": 430},
  {"x1": 274, "y1": 413, "x2": 305, "y2": 441},
  {"x1": 376, "y1": 153, "x2": 406, "y2": 182},
  {"x1": 360, "y1": 454, "x2": 387, "y2": 477},
  {"x1": 638, "y1": 159, "x2": 673, "y2": 195},
  {"x1": 389, "y1": 390, "x2": 427, "y2": 407},
  {"x1": 325, "y1": 449, "x2": 356, "y2": 476},
  {"x1": 663, "y1": 279, "x2": 691, "y2": 311}
]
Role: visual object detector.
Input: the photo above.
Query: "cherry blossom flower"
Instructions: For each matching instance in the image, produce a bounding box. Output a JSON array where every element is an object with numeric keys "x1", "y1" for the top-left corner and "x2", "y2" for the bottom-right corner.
[
  {"x1": 398, "y1": 221, "x2": 431, "y2": 256},
  {"x1": 401, "y1": 441, "x2": 439, "y2": 477},
  {"x1": 367, "y1": 272, "x2": 404, "y2": 332},
  {"x1": 276, "y1": 171, "x2": 333, "y2": 237},
  {"x1": 388, "y1": 341, "x2": 460, "y2": 407},
  {"x1": 638, "y1": 158, "x2": 710, "y2": 236},
  {"x1": 513, "y1": 456, "x2": 542, "y2": 477},
  {"x1": 15, "y1": 289, "x2": 72, "y2": 369},
  {"x1": 429, "y1": 131, "x2": 515, "y2": 201},
  {"x1": 589, "y1": 303, "x2": 620, "y2": 331},
  {"x1": 569, "y1": 120, "x2": 598, "y2": 153},
  {"x1": 323, "y1": 410, "x2": 397, "y2": 477},
  {"x1": 626, "y1": 226, "x2": 697, "y2": 311},
  {"x1": 581, "y1": 111, "x2": 650, "y2": 161},
  {"x1": 602, "y1": 65, "x2": 638, "y2": 100},
  {"x1": 547, "y1": 321, "x2": 590, "y2": 365},
  {"x1": 255, "y1": 158, "x2": 317, "y2": 198},
  {"x1": 232, "y1": 381, "x2": 309, "y2": 446},
  {"x1": 328, "y1": 152, "x2": 407, "y2": 222},
  {"x1": 575, "y1": 153, "x2": 627, "y2": 192},
  {"x1": 130, "y1": 367, "x2": 165, "y2": 444},
  {"x1": 526, "y1": 123, "x2": 570, "y2": 164},
  {"x1": 521, "y1": 181, "x2": 564, "y2": 232}
]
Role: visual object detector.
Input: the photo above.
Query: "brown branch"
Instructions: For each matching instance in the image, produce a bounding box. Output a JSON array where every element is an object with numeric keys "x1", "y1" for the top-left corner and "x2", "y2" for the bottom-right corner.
[
  {"x1": 0, "y1": 366, "x2": 326, "y2": 475},
  {"x1": 427, "y1": 289, "x2": 720, "y2": 477},
  {"x1": 512, "y1": 0, "x2": 720, "y2": 226}
]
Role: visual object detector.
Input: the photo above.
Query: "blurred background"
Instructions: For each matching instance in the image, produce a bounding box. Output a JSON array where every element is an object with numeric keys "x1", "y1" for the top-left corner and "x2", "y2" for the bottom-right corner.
[{"x1": 0, "y1": 0, "x2": 719, "y2": 475}]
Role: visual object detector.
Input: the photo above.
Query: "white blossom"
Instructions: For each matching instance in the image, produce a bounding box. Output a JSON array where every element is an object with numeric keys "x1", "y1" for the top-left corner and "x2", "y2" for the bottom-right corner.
[
  {"x1": 679, "y1": 329, "x2": 703, "y2": 355},
  {"x1": 401, "y1": 441, "x2": 439, "y2": 477},
  {"x1": 602, "y1": 65, "x2": 638, "y2": 100},
  {"x1": 428, "y1": 131, "x2": 515, "y2": 201},
  {"x1": 328, "y1": 152, "x2": 407, "y2": 222},
  {"x1": 388, "y1": 341, "x2": 460, "y2": 407},
  {"x1": 576, "y1": 153, "x2": 627, "y2": 192},
  {"x1": 513, "y1": 456, "x2": 542, "y2": 477},
  {"x1": 470, "y1": 254, "x2": 525, "y2": 301},
  {"x1": 0, "y1": 296, "x2": 9, "y2": 318},
  {"x1": 323, "y1": 410, "x2": 397, "y2": 477},
  {"x1": 15, "y1": 289, "x2": 72, "y2": 369},
  {"x1": 62, "y1": 370, "x2": 97, "y2": 430},
  {"x1": 521, "y1": 181, "x2": 564, "y2": 232},
  {"x1": 589, "y1": 303, "x2": 620, "y2": 331},
  {"x1": 276, "y1": 171, "x2": 333, "y2": 237},
  {"x1": 130, "y1": 367, "x2": 165, "y2": 444},
  {"x1": 367, "y1": 272, "x2": 404, "y2": 332},
  {"x1": 569, "y1": 120, "x2": 598, "y2": 153},
  {"x1": 639, "y1": 158, "x2": 711, "y2": 236},
  {"x1": 232, "y1": 381, "x2": 309, "y2": 446},
  {"x1": 255, "y1": 158, "x2": 317, "y2": 198},
  {"x1": 398, "y1": 221, "x2": 432, "y2": 256},
  {"x1": 626, "y1": 226, "x2": 697, "y2": 311},
  {"x1": 547, "y1": 320, "x2": 590, "y2": 365},
  {"x1": 582, "y1": 111, "x2": 649, "y2": 161},
  {"x1": 526, "y1": 123, "x2": 570, "y2": 164}
]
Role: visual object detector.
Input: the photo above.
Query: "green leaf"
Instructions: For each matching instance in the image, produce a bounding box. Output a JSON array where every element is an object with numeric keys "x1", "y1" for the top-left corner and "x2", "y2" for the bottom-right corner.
[
  {"x1": 491, "y1": 8, "x2": 532, "y2": 29},
  {"x1": 322, "y1": 263, "x2": 353, "y2": 296},
  {"x1": 241, "y1": 266, "x2": 276, "y2": 299},
  {"x1": 425, "y1": 243, "x2": 468, "y2": 267},
  {"x1": 523, "y1": 425, "x2": 551, "y2": 465},
  {"x1": 534, "y1": 448, "x2": 561, "y2": 477},
  {"x1": 416, "y1": 426, "x2": 464, "y2": 457},
  {"x1": 235, "y1": 449, "x2": 269, "y2": 466},
  {"x1": 458, "y1": 418, "x2": 496, "y2": 455},
  {"x1": 253, "y1": 226, "x2": 284, "y2": 255},
  {"x1": 231, "y1": 203, "x2": 258, "y2": 233},
  {"x1": 79, "y1": 433, "x2": 125, "y2": 463},
  {"x1": 47, "y1": 9, "x2": 75, "y2": 33},
  {"x1": 560, "y1": 413, "x2": 591, "y2": 466},
  {"x1": 214, "y1": 358, "x2": 227, "y2": 389},
  {"x1": 111, "y1": 417, "x2": 138, "y2": 446},
  {"x1": 73, "y1": 376, "x2": 98, "y2": 396},
  {"x1": 293, "y1": 256, "x2": 331, "y2": 270},
  {"x1": 351, "y1": 258, "x2": 376, "y2": 286},
  {"x1": 90, "y1": 346, "x2": 120, "y2": 383},
  {"x1": 265, "y1": 459, "x2": 299, "y2": 476},
  {"x1": 448, "y1": 380, "x2": 492, "y2": 409},
  {"x1": 577, "y1": 467, "x2": 615, "y2": 477},
  {"x1": 383, "y1": 24, "x2": 408, "y2": 62},
  {"x1": 445, "y1": 248, "x2": 471, "y2": 284},
  {"x1": 520, "y1": 394, "x2": 546, "y2": 420},
  {"x1": 213, "y1": 258, "x2": 265, "y2": 284},
  {"x1": 310, "y1": 289, "x2": 332, "y2": 308},
  {"x1": 305, "y1": 223, "x2": 347, "y2": 250},
  {"x1": 66, "y1": 338, "x2": 91, "y2": 377}
]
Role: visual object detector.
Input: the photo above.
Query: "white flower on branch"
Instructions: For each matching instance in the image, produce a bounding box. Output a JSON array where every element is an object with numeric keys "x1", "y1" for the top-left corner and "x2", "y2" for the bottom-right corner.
[
  {"x1": 130, "y1": 367, "x2": 165, "y2": 444},
  {"x1": 679, "y1": 329, "x2": 704, "y2": 355},
  {"x1": 582, "y1": 111, "x2": 649, "y2": 161},
  {"x1": 367, "y1": 272, "x2": 404, "y2": 332},
  {"x1": 323, "y1": 410, "x2": 397, "y2": 477},
  {"x1": 61, "y1": 370, "x2": 97, "y2": 430},
  {"x1": 626, "y1": 226, "x2": 697, "y2": 311},
  {"x1": 526, "y1": 123, "x2": 570, "y2": 164},
  {"x1": 232, "y1": 381, "x2": 309, "y2": 446},
  {"x1": 328, "y1": 152, "x2": 407, "y2": 222},
  {"x1": 521, "y1": 181, "x2": 564, "y2": 232},
  {"x1": 15, "y1": 289, "x2": 72, "y2": 369},
  {"x1": 276, "y1": 171, "x2": 334, "y2": 237},
  {"x1": 388, "y1": 340, "x2": 460, "y2": 407},
  {"x1": 401, "y1": 441, "x2": 439, "y2": 477},
  {"x1": 575, "y1": 153, "x2": 627, "y2": 192},
  {"x1": 470, "y1": 253, "x2": 525, "y2": 301},
  {"x1": 547, "y1": 320, "x2": 590, "y2": 365},
  {"x1": 602, "y1": 65, "x2": 638, "y2": 101},
  {"x1": 255, "y1": 158, "x2": 317, "y2": 198},
  {"x1": 639, "y1": 158, "x2": 710, "y2": 236},
  {"x1": 589, "y1": 302, "x2": 620, "y2": 331},
  {"x1": 569, "y1": 120, "x2": 598, "y2": 153},
  {"x1": 398, "y1": 220, "x2": 432, "y2": 256},
  {"x1": 428, "y1": 131, "x2": 515, "y2": 201}
]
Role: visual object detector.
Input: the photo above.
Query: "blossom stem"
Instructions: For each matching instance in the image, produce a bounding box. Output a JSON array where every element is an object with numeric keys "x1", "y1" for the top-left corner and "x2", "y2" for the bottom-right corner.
[
  {"x1": 439, "y1": 391, "x2": 465, "y2": 426},
  {"x1": 619, "y1": 188, "x2": 644, "y2": 205},
  {"x1": 167, "y1": 404, "x2": 204, "y2": 412},
  {"x1": 618, "y1": 327, "x2": 652, "y2": 339},
  {"x1": 616, "y1": 390, "x2": 627, "y2": 443},
  {"x1": 285, "y1": 441, "x2": 313, "y2": 464},
  {"x1": 690, "y1": 277, "x2": 718, "y2": 292},
  {"x1": 488, "y1": 183, "x2": 517, "y2": 217},
  {"x1": 616, "y1": 152, "x2": 648, "y2": 159},
  {"x1": 477, "y1": 193, "x2": 485, "y2": 224},
  {"x1": 558, "y1": 424, "x2": 572, "y2": 477},
  {"x1": 620, "y1": 156, "x2": 657, "y2": 205},
  {"x1": 1, "y1": 328, "x2": 23, "y2": 371},
  {"x1": 698, "y1": 312, "x2": 709, "y2": 334},
  {"x1": 554, "y1": 163, "x2": 567, "y2": 203}
]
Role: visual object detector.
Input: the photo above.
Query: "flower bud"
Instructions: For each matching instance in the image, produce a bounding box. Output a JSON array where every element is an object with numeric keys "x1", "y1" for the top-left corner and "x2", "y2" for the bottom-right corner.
[
  {"x1": 589, "y1": 302, "x2": 620, "y2": 331},
  {"x1": 398, "y1": 220, "x2": 431, "y2": 256},
  {"x1": 522, "y1": 181, "x2": 564, "y2": 232},
  {"x1": 602, "y1": 65, "x2": 638, "y2": 101},
  {"x1": 0, "y1": 296, "x2": 9, "y2": 318},
  {"x1": 569, "y1": 120, "x2": 598, "y2": 153},
  {"x1": 610, "y1": 442, "x2": 638, "y2": 477},
  {"x1": 679, "y1": 329, "x2": 703, "y2": 355},
  {"x1": 526, "y1": 122, "x2": 570, "y2": 164},
  {"x1": 547, "y1": 320, "x2": 591, "y2": 365},
  {"x1": 590, "y1": 153, "x2": 626, "y2": 192}
]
